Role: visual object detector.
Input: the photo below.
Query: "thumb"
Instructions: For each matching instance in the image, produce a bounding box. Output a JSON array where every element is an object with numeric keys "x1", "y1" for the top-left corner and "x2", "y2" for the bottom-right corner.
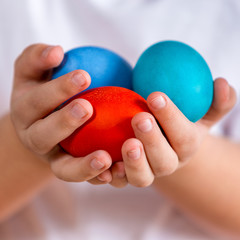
[{"x1": 198, "y1": 78, "x2": 237, "y2": 128}]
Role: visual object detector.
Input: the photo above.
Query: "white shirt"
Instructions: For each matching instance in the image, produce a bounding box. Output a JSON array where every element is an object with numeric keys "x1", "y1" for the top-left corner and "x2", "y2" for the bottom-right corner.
[{"x1": 0, "y1": 0, "x2": 239, "y2": 239}]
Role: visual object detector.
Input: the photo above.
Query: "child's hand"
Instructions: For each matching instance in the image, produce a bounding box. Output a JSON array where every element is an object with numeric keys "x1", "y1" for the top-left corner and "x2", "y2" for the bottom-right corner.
[
  {"x1": 10, "y1": 44, "x2": 112, "y2": 183},
  {"x1": 109, "y1": 78, "x2": 237, "y2": 188}
]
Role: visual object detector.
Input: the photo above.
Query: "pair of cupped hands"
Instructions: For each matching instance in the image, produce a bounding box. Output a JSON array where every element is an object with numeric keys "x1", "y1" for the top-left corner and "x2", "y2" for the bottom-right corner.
[{"x1": 11, "y1": 44, "x2": 236, "y2": 188}]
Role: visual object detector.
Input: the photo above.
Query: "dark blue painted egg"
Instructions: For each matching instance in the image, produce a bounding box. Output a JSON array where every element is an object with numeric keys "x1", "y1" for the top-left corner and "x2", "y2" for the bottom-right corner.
[{"x1": 52, "y1": 46, "x2": 132, "y2": 91}]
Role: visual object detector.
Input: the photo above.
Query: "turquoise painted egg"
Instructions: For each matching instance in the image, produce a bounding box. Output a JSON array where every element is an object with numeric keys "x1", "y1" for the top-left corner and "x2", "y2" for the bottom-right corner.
[{"x1": 133, "y1": 41, "x2": 213, "y2": 122}]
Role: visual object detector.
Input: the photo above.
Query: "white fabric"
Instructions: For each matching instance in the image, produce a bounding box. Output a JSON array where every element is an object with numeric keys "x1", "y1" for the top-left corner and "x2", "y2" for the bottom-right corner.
[{"x1": 0, "y1": 0, "x2": 239, "y2": 239}]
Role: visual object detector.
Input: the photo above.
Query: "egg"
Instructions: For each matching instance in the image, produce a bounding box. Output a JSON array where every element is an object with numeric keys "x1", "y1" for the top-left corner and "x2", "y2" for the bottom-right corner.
[
  {"x1": 133, "y1": 40, "x2": 214, "y2": 122},
  {"x1": 60, "y1": 87, "x2": 151, "y2": 162},
  {"x1": 52, "y1": 46, "x2": 133, "y2": 91}
]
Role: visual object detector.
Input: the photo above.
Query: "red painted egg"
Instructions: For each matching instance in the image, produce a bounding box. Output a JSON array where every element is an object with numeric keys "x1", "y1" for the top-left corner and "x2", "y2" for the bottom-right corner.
[{"x1": 60, "y1": 86, "x2": 151, "y2": 162}]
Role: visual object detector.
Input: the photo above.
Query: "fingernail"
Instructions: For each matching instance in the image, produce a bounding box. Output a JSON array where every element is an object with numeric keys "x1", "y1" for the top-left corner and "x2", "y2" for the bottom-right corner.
[
  {"x1": 42, "y1": 46, "x2": 54, "y2": 58},
  {"x1": 90, "y1": 158, "x2": 105, "y2": 170},
  {"x1": 150, "y1": 95, "x2": 166, "y2": 110},
  {"x1": 72, "y1": 72, "x2": 86, "y2": 88},
  {"x1": 127, "y1": 147, "x2": 141, "y2": 160},
  {"x1": 71, "y1": 103, "x2": 88, "y2": 119},
  {"x1": 137, "y1": 119, "x2": 153, "y2": 132}
]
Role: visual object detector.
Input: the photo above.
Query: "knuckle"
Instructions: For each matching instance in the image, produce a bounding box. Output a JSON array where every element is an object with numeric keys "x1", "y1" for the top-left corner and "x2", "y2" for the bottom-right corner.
[
  {"x1": 144, "y1": 139, "x2": 157, "y2": 149},
  {"x1": 51, "y1": 166, "x2": 70, "y2": 182},
  {"x1": 53, "y1": 170, "x2": 67, "y2": 181},
  {"x1": 61, "y1": 74, "x2": 79, "y2": 96},
  {"x1": 50, "y1": 161, "x2": 81, "y2": 182},
  {"x1": 16, "y1": 44, "x2": 38, "y2": 61},
  {"x1": 161, "y1": 109, "x2": 176, "y2": 124},
  {"x1": 58, "y1": 173, "x2": 80, "y2": 182},
  {"x1": 14, "y1": 44, "x2": 40, "y2": 74},
  {"x1": 154, "y1": 154, "x2": 178, "y2": 177},
  {"x1": 60, "y1": 107, "x2": 83, "y2": 130},
  {"x1": 26, "y1": 127, "x2": 48, "y2": 155},
  {"x1": 78, "y1": 169, "x2": 94, "y2": 181},
  {"x1": 127, "y1": 160, "x2": 142, "y2": 172},
  {"x1": 24, "y1": 43, "x2": 39, "y2": 53},
  {"x1": 174, "y1": 130, "x2": 200, "y2": 160},
  {"x1": 61, "y1": 115, "x2": 80, "y2": 130}
]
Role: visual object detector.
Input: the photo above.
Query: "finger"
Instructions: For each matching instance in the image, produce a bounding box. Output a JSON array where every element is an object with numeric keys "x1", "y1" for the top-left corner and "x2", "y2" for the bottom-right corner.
[
  {"x1": 24, "y1": 98, "x2": 93, "y2": 155},
  {"x1": 122, "y1": 138, "x2": 154, "y2": 188},
  {"x1": 131, "y1": 112, "x2": 179, "y2": 176},
  {"x1": 48, "y1": 148, "x2": 112, "y2": 182},
  {"x1": 147, "y1": 92, "x2": 201, "y2": 161},
  {"x1": 199, "y1": 78, "x2": 237, "y2": 128},
  {"x1": 88, "y1": 170, "x2": 113, "y2": 185},
  {"x1": 14, "y1": 44, "x2": 64, "y2": 81},
  {"x1": 110, "y1": 161, "x2": 128, "y2": 188},
  {"x1": 13, "y1": 69, "x2": 91, "y2": 128}
]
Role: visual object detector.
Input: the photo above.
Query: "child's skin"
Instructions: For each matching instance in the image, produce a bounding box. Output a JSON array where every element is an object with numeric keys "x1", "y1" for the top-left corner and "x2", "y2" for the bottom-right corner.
[{"x1": 1, "y1": 44, "x2": 240, "y2": 237}]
